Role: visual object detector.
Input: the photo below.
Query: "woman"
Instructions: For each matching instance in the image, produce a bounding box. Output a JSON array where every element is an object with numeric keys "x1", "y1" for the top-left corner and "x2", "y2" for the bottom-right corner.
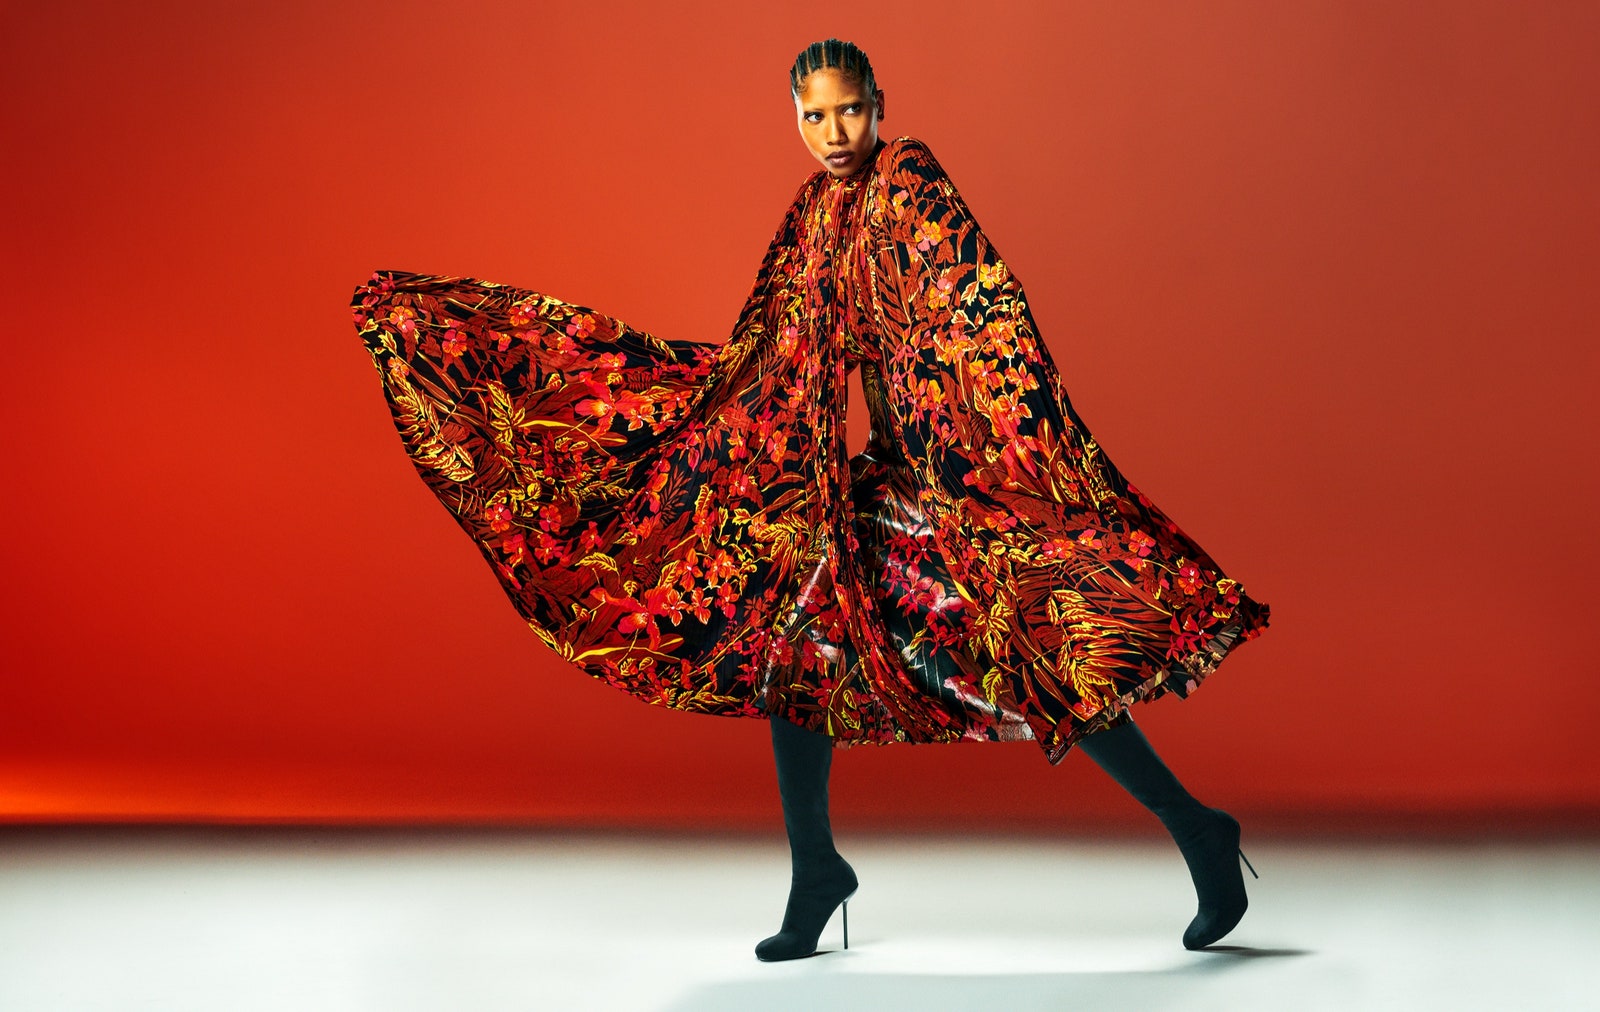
[{"x1": 351, "y1": 38, "x2": 1269, "y2": 963}]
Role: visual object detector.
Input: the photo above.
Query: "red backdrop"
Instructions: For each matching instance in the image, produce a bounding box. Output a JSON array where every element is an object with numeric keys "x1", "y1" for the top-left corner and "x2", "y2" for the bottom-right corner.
[{"x1": 3, "y1": 0, "x2": 1596, "y2": 829}]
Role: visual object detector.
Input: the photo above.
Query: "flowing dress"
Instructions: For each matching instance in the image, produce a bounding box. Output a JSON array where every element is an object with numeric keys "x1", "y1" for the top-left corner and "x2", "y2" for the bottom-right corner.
[{"x1": 351, "y1": 136, "x2": 1269, "y2": 763}]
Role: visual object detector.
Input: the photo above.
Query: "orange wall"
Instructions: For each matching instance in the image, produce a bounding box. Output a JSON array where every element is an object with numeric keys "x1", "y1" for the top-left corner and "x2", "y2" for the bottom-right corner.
[{"x1": 3, "y1": 0, "x2": 1596, "y2": 828}]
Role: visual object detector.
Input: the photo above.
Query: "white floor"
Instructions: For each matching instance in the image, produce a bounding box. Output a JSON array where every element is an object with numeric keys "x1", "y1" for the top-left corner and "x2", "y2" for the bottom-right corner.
[{"x1": 0, "y1": 827, "x2": 1594, "y2": 1011}]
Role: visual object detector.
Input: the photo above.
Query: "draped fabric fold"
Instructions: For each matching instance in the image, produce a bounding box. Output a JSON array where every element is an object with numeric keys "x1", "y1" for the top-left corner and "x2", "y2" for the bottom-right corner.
[{"x1": 351, "y1": 136, "x2": 1269, "y2": 764}]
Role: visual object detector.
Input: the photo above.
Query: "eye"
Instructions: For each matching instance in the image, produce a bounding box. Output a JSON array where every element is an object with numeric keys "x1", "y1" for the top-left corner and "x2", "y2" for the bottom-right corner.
[
  {"x1": 805, "y1": 111, "x2": 822, "y2": 123},
  {"x1": 845, "y1": 104, "x2": 861, "y2": 114}
]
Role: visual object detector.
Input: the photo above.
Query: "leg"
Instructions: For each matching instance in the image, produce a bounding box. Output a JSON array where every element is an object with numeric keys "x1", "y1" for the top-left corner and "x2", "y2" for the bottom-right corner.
[
  {"x1": 754, "y1": 715, "x2": 858, "y2": 961},
  {"x1": 1075, "y1": 717, "x2": 1256, "y2": 949}
]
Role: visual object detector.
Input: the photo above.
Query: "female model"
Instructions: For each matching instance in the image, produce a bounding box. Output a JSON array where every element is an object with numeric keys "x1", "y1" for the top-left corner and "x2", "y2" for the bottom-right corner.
[{"x1": 352, "y1": 38, "x2": 1269, "y2": 963}]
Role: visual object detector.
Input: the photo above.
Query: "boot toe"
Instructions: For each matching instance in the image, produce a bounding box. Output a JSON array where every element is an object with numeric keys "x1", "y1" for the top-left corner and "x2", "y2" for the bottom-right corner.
[{"x1": 755, "y1": 931, "x2": 816, "y2": 962}]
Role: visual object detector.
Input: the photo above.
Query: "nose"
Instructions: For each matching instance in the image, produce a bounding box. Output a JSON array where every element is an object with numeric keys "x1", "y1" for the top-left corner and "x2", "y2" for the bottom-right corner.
[{"x1": 827, "y1": 114, "x2": 847, "y2": 145}]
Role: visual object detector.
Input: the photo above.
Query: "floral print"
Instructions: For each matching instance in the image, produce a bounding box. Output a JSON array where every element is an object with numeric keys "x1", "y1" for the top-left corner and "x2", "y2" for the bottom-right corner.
[{"x1": 351, "y1": 136, "x2": 1268, "y2": 763}]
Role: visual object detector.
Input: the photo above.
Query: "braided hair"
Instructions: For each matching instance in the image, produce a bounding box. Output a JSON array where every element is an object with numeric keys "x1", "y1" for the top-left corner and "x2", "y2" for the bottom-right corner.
[{"x1": 789, "y1": 38, "x2": 878, "y2": 98}]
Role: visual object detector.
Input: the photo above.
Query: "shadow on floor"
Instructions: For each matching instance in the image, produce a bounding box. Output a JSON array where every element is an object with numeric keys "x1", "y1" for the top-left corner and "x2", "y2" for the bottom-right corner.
[{"x1": 665, "y1": 946, "x2": 1313, "y2": 1011}]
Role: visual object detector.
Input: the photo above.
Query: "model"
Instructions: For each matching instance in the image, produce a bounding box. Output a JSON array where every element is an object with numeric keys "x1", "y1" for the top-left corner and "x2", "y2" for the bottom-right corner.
[{"x1": 351, "y1": 38, "x2": 1270, "y2": 963}]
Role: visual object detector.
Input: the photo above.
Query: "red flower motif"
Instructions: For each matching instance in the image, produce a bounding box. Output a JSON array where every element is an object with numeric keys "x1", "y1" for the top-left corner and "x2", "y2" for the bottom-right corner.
[
  {"x1": 441, "y1": 324, "x2": 467, "y2": 359},
  {"x1": 989, "y1": 391, "x2": 1029, "y2": 441},
  {"x1": 499, "y1": 532, "x2": 528, "y2": 568},
  {"x1": 1039, "y1": 538, "x2": 1075, "y2": 560},
  {"x1": 575, "y1": 384, "x2": 617, "y2": 420},
  {"x1": 485, "y1": 503, "x2": 514, "y2": 533},
  {"x1": 1176, "y1": 562, "x2": 1202, "y2": 594}
]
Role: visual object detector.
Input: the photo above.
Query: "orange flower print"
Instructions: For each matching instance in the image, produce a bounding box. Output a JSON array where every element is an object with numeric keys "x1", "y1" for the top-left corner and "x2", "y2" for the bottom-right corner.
[
  {"x1": 613, "y1": 389, "x2": 653, "y2": 430},
  {"x1": 509, "y1": 300, "x2": 537, "y2": 328},
  {"x1": 589, "y1": 586, "x2": 675, "y2": 650},
  {"x1": 544, "y1": 331, "x2": 579, "y2": 364},
  {"x1": 983, "y1": 319, "x2": 1018, "y2": 357},
  {"x1": 1039, "y1": 538, "x2": 1076, "y2": 561},
  {"x1": 978, "y1": 261, "x2": 1008, "y2": 288},
  {"x1": 966, "y1": 358, "x2": 999, "y2": 388},
  {"x1": 616, "y1": 601, "x2": 654, "y2": 637},
  {"x1": 441, "y1": 323, "x2": 467, "y2": 359},
  {"x1": 1128, "y1": 530, "x2": 1156, "y2": 557},
  {"x1": 914, "y1": 219, "x2": 946, "y2": 251},
  {"x1": 566, "y1": 313, "x2": 597, "y2": 339},
  {"x1": 536, "y1": 503, "x2": 566, "y2": 532},
  {"x1": 1077, "y1": 529, "x2": 1104, "y2": 551},
  {"x1": 575, "y1": 394, "x2": 614, "y2": 420},
  {"x1": 988, "y1": 390, "x2": 1028, "y2": 439},
  {"x1": 386, "y1": 305, "x2": 417, "y2": 337},
  {"x1": 980, "y1": 509, "x2": 1018, "y2": 533},
  {"x1": 705, "y1": 549, "x2": 740, "y2": 583},
  {"x1": 575, "y1": 381, "x2": 649, "y2": 425},
  {"x1": 485, "y1": 502, "x2": 514, "y2": 533},
  {"x1": 1000, "y1": 436, "x2": 1042, "y2": 480}
]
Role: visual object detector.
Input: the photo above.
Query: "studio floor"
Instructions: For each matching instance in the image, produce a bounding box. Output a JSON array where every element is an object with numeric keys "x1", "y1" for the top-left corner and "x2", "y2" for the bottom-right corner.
[{"x1": 0, "y1": 826, "x2": 1593, "y2": 1011}]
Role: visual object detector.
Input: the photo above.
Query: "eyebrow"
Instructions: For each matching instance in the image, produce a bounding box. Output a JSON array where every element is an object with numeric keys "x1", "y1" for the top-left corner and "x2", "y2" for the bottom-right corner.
[{"x1": 802, "y1": 99, "x2": 865, "y2": 113}]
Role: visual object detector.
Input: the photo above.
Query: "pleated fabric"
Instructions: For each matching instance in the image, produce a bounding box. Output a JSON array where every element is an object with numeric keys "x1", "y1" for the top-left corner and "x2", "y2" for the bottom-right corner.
[{"x1": 351, "y1": 136, "x2": 1269, "y2": 763}]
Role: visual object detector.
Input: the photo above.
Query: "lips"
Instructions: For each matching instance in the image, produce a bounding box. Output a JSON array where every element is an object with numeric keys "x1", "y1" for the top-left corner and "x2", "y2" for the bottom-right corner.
[{"x1": 826, "y1": 151, "x2": 854, "y2": 166}]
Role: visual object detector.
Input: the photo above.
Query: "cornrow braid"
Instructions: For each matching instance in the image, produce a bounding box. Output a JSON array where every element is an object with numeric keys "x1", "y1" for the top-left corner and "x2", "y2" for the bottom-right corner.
[{"x1": 789, "y1": 38, "x2": 877, "y2": 97}]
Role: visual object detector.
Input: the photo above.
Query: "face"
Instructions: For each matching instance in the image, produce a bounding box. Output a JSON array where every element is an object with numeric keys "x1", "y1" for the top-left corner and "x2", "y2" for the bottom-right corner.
[{"x1": 794, "y1": 68, "x2": 885, "y2": 177}]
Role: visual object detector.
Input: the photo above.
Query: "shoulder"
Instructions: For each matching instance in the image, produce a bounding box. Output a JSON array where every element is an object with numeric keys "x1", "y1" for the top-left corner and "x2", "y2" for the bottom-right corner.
[
  {"x1": 883, "y1": 135, "x2": 934, "y2": 158},
  {"x1": 871, "y1": 136, "x2": 958, "y2": 200},
  {"x1": 877, "y1": 136, "x2": 945, "y2": 175}
]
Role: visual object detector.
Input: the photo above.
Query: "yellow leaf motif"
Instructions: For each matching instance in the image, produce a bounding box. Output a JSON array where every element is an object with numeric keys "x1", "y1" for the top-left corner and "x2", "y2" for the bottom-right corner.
[
  {"x1": 1079, "y1": 437, "x2": 1115, "y2": 506},
  {"x1": 981, "y1": 663, "x2": 1008, "y2": 706},
  {"x1": 390, "y1": 381, "x2": 476, "y2": 482},
  {"x1": 973, "y1": 597, "x2": 1014, "y2": 659},
  {"x1": 486, "y1": 381, "x2": 526, "y2": 453},
  {"x1": 576, "y1": 554, "x2": 619, "y2": 573}
]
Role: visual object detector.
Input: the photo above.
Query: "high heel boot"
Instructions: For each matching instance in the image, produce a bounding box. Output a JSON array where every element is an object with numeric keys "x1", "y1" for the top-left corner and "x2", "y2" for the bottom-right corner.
[
  {"x1": 1075, "y1": 718, "x2": 1258, "y2": 949},
  {"x1": 755, "y1": 715, "x2": 858, "y2": 961}
]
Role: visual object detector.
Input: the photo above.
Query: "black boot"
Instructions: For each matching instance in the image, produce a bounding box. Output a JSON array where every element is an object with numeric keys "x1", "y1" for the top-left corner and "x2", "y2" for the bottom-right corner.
[
  {"x1": 754, "y1": 715, "x2": 858, "y2": 961},
  {"x1": 1075, "y1": 718, "x2": 1257, "y2": 949}
]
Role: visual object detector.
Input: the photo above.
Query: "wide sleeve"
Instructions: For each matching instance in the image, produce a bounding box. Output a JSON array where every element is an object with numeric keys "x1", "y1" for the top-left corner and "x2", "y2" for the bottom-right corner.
[
  {"x1": 349, "y1": 172, "x2": 873, "y2": 717},
  {"x1": 865, "y1": 138, "x2": 1127, "y2": 611},
  {"x1": 860, "y1": 137, "x2": 1269, "y2": 751}
]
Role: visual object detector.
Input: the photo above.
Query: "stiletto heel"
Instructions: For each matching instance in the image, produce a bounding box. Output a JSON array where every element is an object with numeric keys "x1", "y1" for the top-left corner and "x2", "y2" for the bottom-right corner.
[
  {"x1": 842, "y1": 898, "x2": 850, "y2": 950},
  {"x1": 1239, "y1": 848, "x2": 1258, "y2": 879}
]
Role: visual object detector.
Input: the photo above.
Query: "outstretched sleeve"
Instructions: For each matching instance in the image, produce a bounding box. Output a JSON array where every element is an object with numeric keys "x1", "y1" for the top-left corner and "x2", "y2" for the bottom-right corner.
[{"x1": 860, "y1": 137, "x2": 1269, "y2": 757}]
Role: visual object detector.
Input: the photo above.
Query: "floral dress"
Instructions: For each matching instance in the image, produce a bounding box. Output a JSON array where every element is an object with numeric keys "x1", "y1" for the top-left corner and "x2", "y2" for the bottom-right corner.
[{"x1": 351, "y1": 136, "x2": 1269, "y2": 763}]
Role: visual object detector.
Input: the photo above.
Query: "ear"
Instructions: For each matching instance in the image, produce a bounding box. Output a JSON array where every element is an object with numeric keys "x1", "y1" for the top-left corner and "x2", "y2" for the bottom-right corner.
[{"x1": 875, "y1": 88, "x2": 886, "y2": 121}]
